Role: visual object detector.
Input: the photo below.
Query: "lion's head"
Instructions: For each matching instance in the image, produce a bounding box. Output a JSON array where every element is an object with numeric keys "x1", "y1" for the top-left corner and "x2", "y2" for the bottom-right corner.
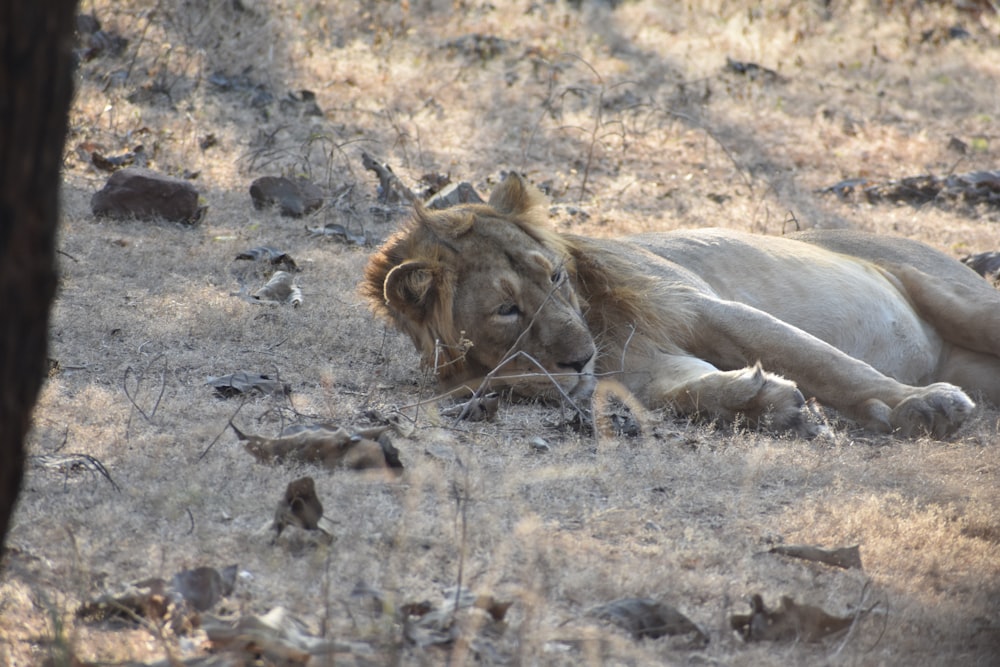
[{"x1": 362, "y1": 174, "x2": 597, "y2": 401}]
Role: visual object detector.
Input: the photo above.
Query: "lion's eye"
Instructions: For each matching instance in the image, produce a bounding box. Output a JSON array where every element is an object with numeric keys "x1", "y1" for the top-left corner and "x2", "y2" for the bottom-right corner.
[
  {"x1": 497, "y1": 303, "x2": 520, "y2": 317},
  {"x1": 551, "y1": 268, "x2": 566, "y2": 285}
]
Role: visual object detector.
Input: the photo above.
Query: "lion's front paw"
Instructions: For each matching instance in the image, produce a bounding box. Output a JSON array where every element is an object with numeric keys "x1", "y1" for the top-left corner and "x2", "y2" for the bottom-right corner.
[
  {"x1": 681, "y1": 364, "x2": 820, "y2": 437},
  {"x1": 890, "y1": 383, "x2": 975, "y2": 438},
  {"x1": 745, "y1": 369, "x2": 824, "y2": 438}
]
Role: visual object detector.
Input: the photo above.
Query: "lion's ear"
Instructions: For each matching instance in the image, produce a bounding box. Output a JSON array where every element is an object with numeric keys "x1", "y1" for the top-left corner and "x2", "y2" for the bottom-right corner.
[
  {"x1": 488, "y1": 172, "x2": 546, "y2": 215},
  {"x1": 383, "y1": 260, "x2": 450, "y2": 324},
  {"x1": 414, "y1": 203, "x2": 474, "y2": 239}
]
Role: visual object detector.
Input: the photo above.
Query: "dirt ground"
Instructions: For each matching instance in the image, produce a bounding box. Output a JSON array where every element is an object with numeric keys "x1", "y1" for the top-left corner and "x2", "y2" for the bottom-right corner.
[{"x1": 2, "y1": 0, "x2": 999, "y2": 665}]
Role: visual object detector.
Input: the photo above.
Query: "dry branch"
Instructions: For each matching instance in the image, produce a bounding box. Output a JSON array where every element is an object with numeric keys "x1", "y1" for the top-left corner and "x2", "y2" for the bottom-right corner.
[
  {"x1": 767, "y1": 544, "x2": 863, "y2": 570},
  {"x1": 361, "y1": 151, "x2": 418, "y2": 205}
]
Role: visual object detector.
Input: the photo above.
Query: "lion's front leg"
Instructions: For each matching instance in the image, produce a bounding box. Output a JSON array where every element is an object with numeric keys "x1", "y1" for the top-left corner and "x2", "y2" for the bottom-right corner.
[
  {"x1": 635, "y1": 355, "x2": 821, "y2": 437},
  {"x1": 693, "y1": 298, "x2": 975, "y2": 438}
]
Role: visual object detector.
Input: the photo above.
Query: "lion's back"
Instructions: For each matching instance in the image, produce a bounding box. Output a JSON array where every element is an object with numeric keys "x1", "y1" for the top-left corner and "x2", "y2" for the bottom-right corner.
[
  {"x1": 789, "y1": 229, "x2": 982, "y2": 285},
  {"x1": 614, "y1": 229, "x2": 944, "y2": 383}
]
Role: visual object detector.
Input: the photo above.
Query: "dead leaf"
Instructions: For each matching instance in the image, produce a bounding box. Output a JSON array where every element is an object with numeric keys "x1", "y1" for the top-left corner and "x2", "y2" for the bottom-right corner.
[
  {"x1": 768, "y1": 544, "x2": 863, "y2": 570},
  {"x1": 206, "y1": 371, "x2": 290, "y2": 397},
  {"x1": 730, "y1": 594, "x2": 857, "y2": 643},
  {"x1": 589, "y1": 597, "x2": 708, "y2": 646},
  {"x1": 90, "y1": 145, "x2": 146, "y2": 171},
  {"x1": 233, "y1": 422, "x2": 403, "y2": 472},
  {"x1": 272, "y1": 476, "x2": 324, "y2": 537},
  {"x1": 362, "y1": 408, "x2": 417, "y2": 438},
  {"x1": 442, "y1": 33, "x2": 515, "y2": 61},
  {"x1": 402, "y1": 587, "x2": 511, "y2": 649},
  {"x1": 29, "y1": 452, "x2": 120, "y2": 491},
  {"x1": 77, "y1": 564, "x2": 237, "y2": 630},
  {"x1": 77, "y1": 578, "x2": 175, "y2": 627},
  {"x1": 440, "y1": 393, "x2": 500, "y2": 421},
  {"x1": 203, "y1": 606, "x2": 371, "y2": 661},
  {"x1": 252, "y1": 270, "x2": 302, "y2": 306},
  {"x1": 234, "y1": 245, "x2": 299, "y2": 272},
  {"x1": 306, "y1": 222, "x2": 370, "y2": 245},
  {"x1": 725, "y1": 56, "x2": 786, "y2": 83}
]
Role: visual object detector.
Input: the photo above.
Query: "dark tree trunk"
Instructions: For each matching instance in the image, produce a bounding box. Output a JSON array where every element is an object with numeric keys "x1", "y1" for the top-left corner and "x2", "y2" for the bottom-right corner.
[{"x1": 0, "y1": 1, "x2": 79, "y2": 551}]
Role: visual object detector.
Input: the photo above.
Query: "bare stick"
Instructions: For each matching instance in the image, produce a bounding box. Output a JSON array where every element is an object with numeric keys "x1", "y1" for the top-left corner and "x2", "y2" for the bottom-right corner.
[
  {"x1": 122, "y1": 353, "x2": 167, "y2": 425},
  {"x1": 451, "y1": 474, "x2": 469, "y2": 626},
  {"x1": 123, "y1": 0, "x2": 162, "y2": 87},
  {"x1": 361, "y1": 151, "x2": 418, "y2": 205},
  {"x1": 833, "y1": 580, "x2": 881, "y2": 658},
  {"x1": 198, "y1": 398, "x2": 249, "y2": 461},
  {"x1": 148, "y1": 358, "x2": 167, "y2": 421},
  {"x1": 619, "y1": 323, "x2": 636, "y2": 374}
]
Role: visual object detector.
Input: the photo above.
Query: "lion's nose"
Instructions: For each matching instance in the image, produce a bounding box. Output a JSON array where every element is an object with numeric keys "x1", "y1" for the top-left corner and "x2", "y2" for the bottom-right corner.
[{"x1": 558, "y1": 353, "x2": 593, "y2": 374}]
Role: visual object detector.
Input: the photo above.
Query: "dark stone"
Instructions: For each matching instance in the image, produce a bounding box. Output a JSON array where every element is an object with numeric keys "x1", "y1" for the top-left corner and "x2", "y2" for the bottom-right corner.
[
  {"x1": 962, "y1": 251, "x2": 1000, "y2": 284},
  {"x1": 249, "y1": 176, "x2": 324, "y2": 217},
  {"x1": 425, "y1": 181, "x2": 484, "y2": 210},
  {"x1": 75, "y1": 13, "x2": 100, "y2": 35},
  {"x1": 91, "y1": 167, "x2": 201, "y2": 222}
]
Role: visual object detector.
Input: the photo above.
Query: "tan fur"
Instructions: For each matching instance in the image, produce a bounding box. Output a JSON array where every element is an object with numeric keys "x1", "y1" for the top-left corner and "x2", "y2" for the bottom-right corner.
[{"x1": 363, "y1": 174, "x2": 1000, "y2": 438}]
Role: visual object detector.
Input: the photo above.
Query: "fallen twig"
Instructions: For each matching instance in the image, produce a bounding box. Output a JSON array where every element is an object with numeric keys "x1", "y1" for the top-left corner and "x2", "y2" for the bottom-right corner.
[{"x1": 361, "y1": 151, "x2": 418, "y2": 205}]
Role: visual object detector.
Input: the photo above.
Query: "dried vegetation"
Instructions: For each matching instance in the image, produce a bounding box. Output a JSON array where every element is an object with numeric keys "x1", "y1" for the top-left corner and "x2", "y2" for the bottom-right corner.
[{"x1": 2, "y1": 0, "x2": 999, "y2": 665}]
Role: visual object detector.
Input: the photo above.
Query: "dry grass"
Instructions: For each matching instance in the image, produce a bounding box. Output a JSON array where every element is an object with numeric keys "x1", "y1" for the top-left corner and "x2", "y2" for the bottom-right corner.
[{"x1": 2, "y1": 0, "x2": 999, "y2": 664}]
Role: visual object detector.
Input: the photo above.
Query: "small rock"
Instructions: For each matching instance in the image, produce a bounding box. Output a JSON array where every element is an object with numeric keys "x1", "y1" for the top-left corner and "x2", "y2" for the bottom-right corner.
[
  {"x1": 424, "y1": 443, "x2": 459, "y2": 464},
  {"x1": 442, "y1": 34, "x2": 515, "y2": 60},
  {"x1": 425, "y1": 181, "x2": 484, "y2": 210},
  {"x1": 91, "y1": 167, "x2": 201, "y2": 223},
  {"x1": 199, "y1": 134, "x2": 218, "y2": 151},
  {"x1": 250, "y1": 176, "x2": 324, "y2": 217},
  {"x1": 85, "y1": 29, "x2": 128, "y2": 59},
  {"x1": 591, "y1": 598, "x2": 708, "y2": 646},
  {"x1": 75, "y1": 14, "x2": 100, "y2": 35},
  {"x1": 947, "y1": 136, "x2": 968, "y2": 154},
  {"x1": 279, "y1": 90, "x2": 323, "y2": 117},
  {"x1": 529, "y1": 437, "x2": 551, "y2": 453},
  {"x1": 962, "y1": 251, "x2": 1000, "y2": 285}
]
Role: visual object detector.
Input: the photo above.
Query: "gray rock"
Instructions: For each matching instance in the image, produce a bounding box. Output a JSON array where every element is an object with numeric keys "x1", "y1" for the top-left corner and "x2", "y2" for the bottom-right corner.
[
  {"x1": 91, "y1": 167, "x2": 201, "y2": 223},
  {"x1": 962, "y1": 251, "x2": 1000, "y2": 285},
  {"x1": 249, "y1": 176, "x2": 324, "y2": 217},
  {"x1": 425, "y1": 181, "x2": 484, "y2": 210}
]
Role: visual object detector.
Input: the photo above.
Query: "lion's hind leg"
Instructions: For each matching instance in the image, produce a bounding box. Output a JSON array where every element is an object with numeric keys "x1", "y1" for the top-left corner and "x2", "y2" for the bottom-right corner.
[
  {"x1": 889, "y1": 263, "x2": 1000, "y2": 358},
  {"x1": 887, "y1": 263, "x2": 1000, "y2": 406},
  {"x1": 938, "y1": 346, "x2": 1000, "y2": 406}
]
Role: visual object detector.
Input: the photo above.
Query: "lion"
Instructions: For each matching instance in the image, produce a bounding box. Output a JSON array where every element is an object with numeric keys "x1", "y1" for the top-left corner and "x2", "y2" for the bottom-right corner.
[{"x1": 362, "y1": 173, "x2": 1000, "y2": 438}]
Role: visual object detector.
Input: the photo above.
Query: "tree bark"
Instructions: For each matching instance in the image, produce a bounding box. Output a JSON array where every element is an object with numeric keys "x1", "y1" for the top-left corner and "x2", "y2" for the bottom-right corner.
[{"x1": 0, "y1": 1, "x2": 79, "y2": 551}]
